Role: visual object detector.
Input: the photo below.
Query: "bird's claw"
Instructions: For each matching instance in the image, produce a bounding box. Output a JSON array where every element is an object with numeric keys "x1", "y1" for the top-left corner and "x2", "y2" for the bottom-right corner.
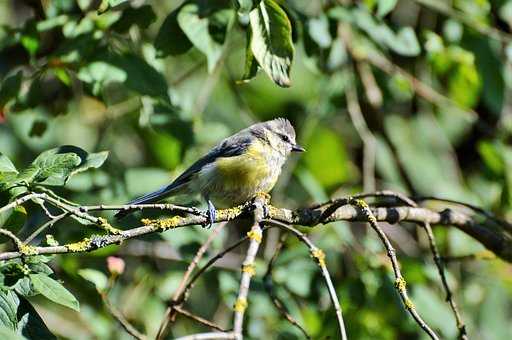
[
  {"x1": 204, "y1": 199, "x2": 216, "y2": 229},
  {"x1": 262, "y1": 204, "x2": 269, "y2": 219}
]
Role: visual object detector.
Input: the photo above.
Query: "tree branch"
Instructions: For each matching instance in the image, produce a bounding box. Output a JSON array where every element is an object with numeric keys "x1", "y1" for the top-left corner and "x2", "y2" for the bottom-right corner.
[
  {"x1": 349, "y1": 199, "x2": 439, "y2": 339},
  {"x1": 264, "y1": 219, "x2": 348, "y2": 340},
  {"x1": 1, "y1": 192, "x2": 511, "y2": 263},
  {"x1": 232, "y1": 195, "x2": 266, "y2": 338}
]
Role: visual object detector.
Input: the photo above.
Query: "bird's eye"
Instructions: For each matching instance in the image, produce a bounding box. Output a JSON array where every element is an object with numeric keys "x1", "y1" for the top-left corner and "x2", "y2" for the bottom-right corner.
[{"x1": 280, "y1": 134, "x2": 290, "y2": 143}]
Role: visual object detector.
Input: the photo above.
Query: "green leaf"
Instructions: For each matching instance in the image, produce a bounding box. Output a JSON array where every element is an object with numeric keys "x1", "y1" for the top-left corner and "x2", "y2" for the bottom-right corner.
[
  {"x1": 478, "y1": 141, "x2": 505, "y2": 176},
  {"x1": 235, "y1": 0, "x2": 262, "y2": 15},
  {"x1": 29, "y1": 154, "x2": 80, "y2": 186},
  {"x1": 78, "y1": 269, "x2": 108, "y2": 292},
  {"x1": 10, "y1": 146, "x2": 108, "y2": 188},
  {"x1": 353, "y1": 8, "x2": 420, "y2": 56},
  {"x1": 13, "y1": 278, "x2": 36, "y2": 297},
  {"x1": 177, "y1": 4, "x2": 234, "y2": 73},
  {"x1": 29, "y1": 274, "x2": 79, "y2": 311},
  {"x1": 0, "y1": 153, "x2": 17, "y2": 174},
  {"x1": 0, "y1": 71, "x2": 22, "y2": 108},
  {"x1": 0, "y1": 206, "x2": 26, "y2": 239},
  {"x1": 98, "y1": 0, "x2": 130, "y2": 14},
  {"x1": 0, "y1": 325, "x2": 25, "y2": 340},
  {"x1": 240, "y1": 29, "x2": 259, "y2": 82},
  {"x1": 112, "y1": 4, "x2": 157, "y2": 33},
  {"x1": 16, "y1": 296, "x2": 55, "y2": 340},
  {"x1": 377, "y1": 0, "x2": 397, "y2": 18},
  {"x1": 0, "y1": 290, "x2": 18, "y2": 330},
  {"x1": 78, "y1": 52, "x2": 169, "y2": 101},
  {"x1": 154, "y1": 4, "x2": 193, "y2": 57},
  {"x1": 249, "y1": 0, "x2": 294, "y2": 87}
]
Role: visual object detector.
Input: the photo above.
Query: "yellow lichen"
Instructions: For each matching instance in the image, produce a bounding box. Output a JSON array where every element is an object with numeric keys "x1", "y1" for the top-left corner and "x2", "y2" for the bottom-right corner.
[
  {"x1": 404, "y1": 298, "x2": 415, "y2": 310},
  {"x1": 233, "y1": 298, "x2": 248, "y2": 312},
  {"x1": 247, "y1": 229, "x2": 262, "y2": 243},
  {"x1": 311, "y1": 248, "x2": 326, "y2": 267},
  {"x1": 98, "y1": 217, "x2": 121, "y2": 234},
  {"x1": 141, "y1": 218, "x2": 153, "y2": 225},
  {"x1": 267, "y1": 205, "x2": 280, "y2": 218},
  {"x1": 394, "y1": 277, "x2": 407, "y2": 292},
  {"x1": 242, "y1": 264, "x2": 256, "y2": 276},
  {"x1": 255, "y1": 192, "x2": 271, "y2": 203},
  {"x1": 19, "y1": 244, "x2": 38, "y2": 256},
  {"x1": 352, "y1": 199, "x2": 377, "y2": 223},
  {"x1": 220, "y1": 205, "x2": 244, "y2": 220},
  {"x1": 154, "y1": 216, "x2": 182, "y2": 231},
  {"x1": 66, "y1": 238, "x2": 91, "y2": 252}
]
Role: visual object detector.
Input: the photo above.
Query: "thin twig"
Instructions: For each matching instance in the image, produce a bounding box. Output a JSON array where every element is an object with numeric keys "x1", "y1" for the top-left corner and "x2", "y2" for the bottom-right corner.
[
  {"x1": 441, "y1": 251, "x2": 496, "y2": 263},
  {"x1": 174, "y1": 306, "x2": 228, "y2": 332},
  {"x1": 356, "y1": 61, "x2": 382, "y2": 108},
  {"x1": 23, "y1": 212, "x2": 69, "y2": 245},
  {"x1": 157, "y1": 222, "x2": 227, "y2": 340},
  {"x1": 350, "y1": 198, "x2": 439, "y2": 340},
  {"x1": 177, "y1": 227, "x2": 270, "y2": 307},
  {"x1": 0, "y1": 192, "x2": 46, "y2": 214},
  {"x1": 345, "y1": 69, "x2": 376, "y2": 192},
  {"x1": 264, "y1": 219, "x2": 348, "y2": 340},
  {"x1": 174, "y1": 332, "x2": 237, "y2": 340},
  {"x1": 415, "y1": 196, "x2": 512, "y2": 233},
  {"x1": 0, "y1": 229, "x2": 24, "y2": 250},
  {"x1": 262, "y1": 234, "x2": 311, "y2": 339},
  {"x1": 423, "y1": 222, "x2": 468, "y2": 339},
  {"x1": 101, "y1": 292, "x2": 147, "y2": 340},
  {"x1": 233, "y1": 196, "x2": 266, "y2": 338},
  {"x1": 414, "y1": 0, "x2": 512, "y2": 43}
]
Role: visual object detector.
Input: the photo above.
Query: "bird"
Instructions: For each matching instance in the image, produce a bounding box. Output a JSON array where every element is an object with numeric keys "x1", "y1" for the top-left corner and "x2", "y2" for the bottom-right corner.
[{"x1": 115, "y1": 118, "x2": 305, "y2": 226}]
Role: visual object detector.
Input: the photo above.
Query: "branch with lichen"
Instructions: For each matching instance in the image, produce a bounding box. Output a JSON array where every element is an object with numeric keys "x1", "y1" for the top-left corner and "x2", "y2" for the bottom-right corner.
[
  {"x1": 1, "y1": 192, "x2": 511, "y2": 264},
  {"x1": 350, "y1": 198, "x2": 439, "y2": 340},
  {"x1": 2, "y1": 190, "x2": 511, "y2": 339},
  {"x1": 262, "y1": 233, "x2": 311, "y2": 339},
  {"x1": 264, "y1": 219, "x2": 348, "y2": 340},
  {"x1": 232, "y1": 195, "x2": 266, "y2": 338}
]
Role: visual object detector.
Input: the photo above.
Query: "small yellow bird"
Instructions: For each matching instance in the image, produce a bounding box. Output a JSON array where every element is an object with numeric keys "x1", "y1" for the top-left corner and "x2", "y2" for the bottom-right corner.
[{"x1": 116, "y1": 118, "x2": 304, "y2": 225}]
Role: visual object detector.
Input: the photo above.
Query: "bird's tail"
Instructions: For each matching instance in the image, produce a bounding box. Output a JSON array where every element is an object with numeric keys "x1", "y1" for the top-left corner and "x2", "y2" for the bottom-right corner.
[{"x1": 114, "y1": 183, "x2": 181, "y2": 219}]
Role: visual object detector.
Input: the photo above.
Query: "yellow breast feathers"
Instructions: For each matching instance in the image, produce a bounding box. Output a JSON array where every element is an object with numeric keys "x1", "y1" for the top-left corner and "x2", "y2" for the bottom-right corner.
[{"x1": 214, "y1": 141, "x2": 271, "y2": 190}]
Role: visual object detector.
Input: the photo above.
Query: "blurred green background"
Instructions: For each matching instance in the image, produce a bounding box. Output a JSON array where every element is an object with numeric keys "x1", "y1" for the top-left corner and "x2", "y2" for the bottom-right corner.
[{"x1": 1, "y1": 0, "x2": 512, "y2": 339}]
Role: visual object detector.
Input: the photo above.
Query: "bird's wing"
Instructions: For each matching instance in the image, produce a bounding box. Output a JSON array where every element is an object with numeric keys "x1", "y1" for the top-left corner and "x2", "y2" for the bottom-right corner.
[
  {"x1": 115, "y1": 132, "x2": 253, "y2": 218},
  {"x1": 169, "y1": 132, "x2": 253, "y2": 190}
]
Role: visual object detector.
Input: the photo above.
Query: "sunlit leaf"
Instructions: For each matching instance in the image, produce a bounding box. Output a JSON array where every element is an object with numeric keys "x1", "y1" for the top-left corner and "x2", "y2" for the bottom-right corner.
[
  {"x1": 377, "y1": 0, "x2": 397, "y2": 18},
  {"x1": 0, "y1": 153, "x2": 17, "y2": 174},
  {"x1": 30, "y1": 274, "x2": 79, "y2": 311},
  {"x1": 0, "y1": 290, "x2": 18, "y2": 330},
  {"x1": 16, "y1": 296, "x2": 56, "y2": 339},
  {"x1": 154, "y1": 3, "x2": 193, "y2": 57},
  {"x1": 177, "y1": 4, "x2": 234, "y2": 73},
  {"x1": 0, "y1": 71, "x2": 22, "y2": 108},
  {"x1": 249, "y1": 0, "x2": 294, "y2": 87},
  {"x1": 98, "y1": 0, "x2": 130, "y2": 14},
  {"x1": 240, "y1": 29, "x2": 259, "y2": 83},
  {"x1": 78, "y1": 269, "x2": 108, "y2": 292}
]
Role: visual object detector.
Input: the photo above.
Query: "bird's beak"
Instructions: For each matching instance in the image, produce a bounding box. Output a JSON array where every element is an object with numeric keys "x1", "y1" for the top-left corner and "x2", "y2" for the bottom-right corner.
[{"x1": 292, "y1": 144, "x2": 306, "y2": 152}]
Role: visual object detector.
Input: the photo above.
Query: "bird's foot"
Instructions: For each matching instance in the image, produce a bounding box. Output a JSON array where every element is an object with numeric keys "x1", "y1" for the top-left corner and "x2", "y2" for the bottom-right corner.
[
  {"x1": 204, "y1": 199, "x2": 216, "y2": 229},
  {"x1": 255, "y1": 192, "x2": 271, "y2": 204},
  {"x1": 253, "y1": 192, "x2": 271, "y2": 218}
]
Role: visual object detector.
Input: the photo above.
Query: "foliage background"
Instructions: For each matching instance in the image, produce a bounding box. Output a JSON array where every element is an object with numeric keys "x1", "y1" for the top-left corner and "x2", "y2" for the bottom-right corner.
[{"x1": 1, "y1": 0, "x2": 512, "y2": 339}]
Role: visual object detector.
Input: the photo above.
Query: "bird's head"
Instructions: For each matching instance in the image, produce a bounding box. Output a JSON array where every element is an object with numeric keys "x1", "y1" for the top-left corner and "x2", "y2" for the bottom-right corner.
[{"x1": 252, "y1": 118, "x2": 305, "y2": 156}]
